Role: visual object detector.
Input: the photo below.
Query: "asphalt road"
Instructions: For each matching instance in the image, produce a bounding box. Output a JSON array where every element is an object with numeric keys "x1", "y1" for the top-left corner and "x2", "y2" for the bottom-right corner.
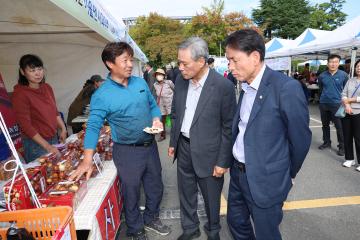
[{"x1": 117, "y1": 103, "x2": 360, "y2": 240}]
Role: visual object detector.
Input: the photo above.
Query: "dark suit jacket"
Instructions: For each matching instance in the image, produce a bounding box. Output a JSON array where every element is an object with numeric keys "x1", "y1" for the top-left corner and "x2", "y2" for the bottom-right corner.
[
  {"x1": 232, "y1": 66, "x2": 312, "y2": 208},
  {"x1": 170, "y1": 69, "x2": 236, "y2": 178},
  {"x1": 144, "y1": 69, "x2": 156, "y2": 97}
]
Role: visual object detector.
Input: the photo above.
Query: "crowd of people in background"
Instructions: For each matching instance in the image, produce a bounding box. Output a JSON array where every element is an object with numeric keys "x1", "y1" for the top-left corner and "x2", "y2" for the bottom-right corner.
[{"x1": 291, "y1": 54, "x2": 360, "y2": 171}]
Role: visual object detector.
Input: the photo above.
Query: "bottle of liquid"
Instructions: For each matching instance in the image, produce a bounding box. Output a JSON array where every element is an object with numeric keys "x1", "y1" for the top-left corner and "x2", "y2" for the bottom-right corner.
[{"x1": 6, "y1": 226, "x2": 18, "y2": 240}]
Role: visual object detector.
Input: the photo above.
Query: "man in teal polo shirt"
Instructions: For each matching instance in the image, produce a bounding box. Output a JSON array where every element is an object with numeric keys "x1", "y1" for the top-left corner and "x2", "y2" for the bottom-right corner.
[
  {"x1": 70, "y1": 42, "x2": 170, "y2": 240},
  {"x1": 318, "y1": 54, "x2": 348, "y2": 156}
]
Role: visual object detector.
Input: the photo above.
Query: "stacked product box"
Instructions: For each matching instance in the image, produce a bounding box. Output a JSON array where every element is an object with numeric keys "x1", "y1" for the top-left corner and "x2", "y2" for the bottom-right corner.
[{"x1": 3, "y1": 165, "x2": 47, "y2": 210}]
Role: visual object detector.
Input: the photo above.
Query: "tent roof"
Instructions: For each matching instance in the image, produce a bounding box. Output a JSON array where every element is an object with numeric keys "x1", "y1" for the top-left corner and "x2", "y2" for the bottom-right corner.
[
  {"x1": 0, "y1": 0, "x2": 86, "y2": 33},
  {"x1": 0, "y1": 0, "x2": 148, "y2": 62},
  {"x1": 266, "y1": 15, "x2": 360, "y2": 59},
  {"x1": 296, "y1": 29, "x2": 330, "y2": 46},
  {"x1": 266, "y1": 38, "x2": 294, "y2": 53},
  {"x1": 265, "y1": 28, "x2": 330, "y2": 58}
]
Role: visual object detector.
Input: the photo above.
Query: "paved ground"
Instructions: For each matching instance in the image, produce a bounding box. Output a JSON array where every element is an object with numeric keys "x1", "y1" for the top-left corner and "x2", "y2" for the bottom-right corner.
[{"x1": 117, "y1": 103, "x2": 360, "y2": 240}]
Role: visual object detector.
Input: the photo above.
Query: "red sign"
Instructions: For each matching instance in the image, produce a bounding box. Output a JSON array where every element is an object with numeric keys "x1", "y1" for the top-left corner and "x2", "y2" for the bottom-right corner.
[
  {"x1": 96, "y1": 178, "x2": 123, "y2": 240},
  {"x1": 0, "y1": 73, "x2": 23, "y2": 156}
]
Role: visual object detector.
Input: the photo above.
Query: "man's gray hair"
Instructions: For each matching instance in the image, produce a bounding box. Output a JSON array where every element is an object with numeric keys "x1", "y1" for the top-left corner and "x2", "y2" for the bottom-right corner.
[{"x1": 178, "y1": 37, "x2": 209, "y2": 61}]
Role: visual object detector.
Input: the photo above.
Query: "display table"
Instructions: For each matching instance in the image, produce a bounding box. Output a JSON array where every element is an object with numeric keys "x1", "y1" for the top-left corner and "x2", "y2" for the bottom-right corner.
[
  {"x1": 71, "y1": 115, "x2": 88, "y2": 123},
  {"x1": 307, "y1": 84, "x2": 320, "y2": 102},
  {"x1": 74, "y1": 161, "x2": 123, "y2": 240},
  {"x1": 307, "y1": 84, "x2": 319, "y2": 90}
]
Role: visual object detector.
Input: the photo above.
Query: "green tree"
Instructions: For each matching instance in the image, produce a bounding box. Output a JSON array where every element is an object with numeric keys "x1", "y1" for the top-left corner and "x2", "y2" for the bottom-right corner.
[
  {"x1": 224, "y1": 12, "x2": 259, "y2": 34},
  {"x1": 185, "y1": 0, "x2": 227, "y2": 55},
  {"x1": 185, "y1": 0, "x2": 258, "y2": 55},
  {"x1": 309, "y1": 0, "x2": 347, "y2": 30},
  {"x1": 252, "y1": 0, "x2": 311, "y2": 39},
  {"x1": 129, "y1": 1, "x2": 258, "y2": 63},
  {"x1": 129, "y1": 13, "x2": 185, "y2": 66}
]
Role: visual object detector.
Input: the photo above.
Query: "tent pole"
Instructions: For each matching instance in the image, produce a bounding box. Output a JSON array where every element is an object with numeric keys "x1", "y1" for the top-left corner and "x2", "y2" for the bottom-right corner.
[{"x1": 350, "y1": 47, "x2": 358, "y2": 78}]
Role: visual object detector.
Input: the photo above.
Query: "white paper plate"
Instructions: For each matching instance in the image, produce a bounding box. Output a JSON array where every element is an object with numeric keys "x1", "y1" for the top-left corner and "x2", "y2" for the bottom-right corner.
[{"x1": 143, "y1": 127, "x2": 163, "y2": 134}]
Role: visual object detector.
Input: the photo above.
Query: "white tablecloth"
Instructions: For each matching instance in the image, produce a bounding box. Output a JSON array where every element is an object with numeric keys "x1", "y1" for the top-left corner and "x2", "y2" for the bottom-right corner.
[
  {"x1": 74, "y1": 161, "x2": 117, "y2": 239},
  {"x1": 71, "y1": 115, "x2": 88, "y2": 123},
  {"x1": 307, "y1": 84, "x2": 319, "y2": 90}
]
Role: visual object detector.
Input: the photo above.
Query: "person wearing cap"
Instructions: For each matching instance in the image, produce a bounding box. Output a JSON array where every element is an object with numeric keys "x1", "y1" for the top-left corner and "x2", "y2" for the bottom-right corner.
[
  {"x1": 67, "y1": 75, "x2": 104, "y2": 133},
  {"x1": 153, "y1": 68, "x2": 174, "y2": 141},
  {"x1": 92, "y1": 74, "x2": 105, "y2": 89}
]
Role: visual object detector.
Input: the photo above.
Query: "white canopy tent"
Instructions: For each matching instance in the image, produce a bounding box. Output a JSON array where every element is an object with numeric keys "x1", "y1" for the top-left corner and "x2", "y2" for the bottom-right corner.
[
  {"x1": 266, "y1": 28, "x2": 330, "y2": 59},
  {"x1": 265, "y1": 16, "x2": 360, "y2": 76},
  {"x1": 265, "y1": 38, "x2": 294, "y2": 53},
  {"x1": 265, "y1": 39, "x2": 293, "y2": 71},
  {"x1": 266, "y1": 16, "x2": 360, "y2": 59},
  {"x1": 265, "y1": 29, "x2": 329, "y2": 71},
  {"x1": 0, "y1": 0, "x2": 148, "y2": 121}
]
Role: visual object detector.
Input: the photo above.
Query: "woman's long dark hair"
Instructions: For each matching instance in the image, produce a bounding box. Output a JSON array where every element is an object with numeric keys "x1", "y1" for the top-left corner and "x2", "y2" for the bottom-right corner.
[
  {"x1": 355, "y1": 59, "x2": 360, "y2": 77},
  {"x1": 18, "y1": 54, "x2": 45, "y2": 85}
]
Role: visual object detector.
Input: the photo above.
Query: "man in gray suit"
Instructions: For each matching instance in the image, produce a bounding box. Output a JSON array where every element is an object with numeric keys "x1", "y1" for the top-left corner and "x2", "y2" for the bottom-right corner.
[{"x1": 169, "y1": 37, "x2": 236, "y2": 240}]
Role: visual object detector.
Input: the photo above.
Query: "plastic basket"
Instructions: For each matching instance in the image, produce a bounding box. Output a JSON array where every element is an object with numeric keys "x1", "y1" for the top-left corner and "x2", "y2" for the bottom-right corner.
[{"x1": 0, "y1": 206, "x2": 77, "y2": 239}]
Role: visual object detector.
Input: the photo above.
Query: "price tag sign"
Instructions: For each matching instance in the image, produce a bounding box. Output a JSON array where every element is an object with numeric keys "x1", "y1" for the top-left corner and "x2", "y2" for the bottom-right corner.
[{"x1": 93, "y1": 153, "x2": 104, "y2": 178}]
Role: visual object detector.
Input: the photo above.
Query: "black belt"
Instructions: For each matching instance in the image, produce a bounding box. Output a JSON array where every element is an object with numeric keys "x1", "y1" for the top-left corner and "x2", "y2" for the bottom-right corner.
[
  {"x1": 233, "y1": 161, "x2": 246, "y2": 172},
  {"x1": 181, "y1": 134, "x2": 190, "y2": 143},
  {"x1": 118, "y1": 139, "x2": 154, "y2": 147}
]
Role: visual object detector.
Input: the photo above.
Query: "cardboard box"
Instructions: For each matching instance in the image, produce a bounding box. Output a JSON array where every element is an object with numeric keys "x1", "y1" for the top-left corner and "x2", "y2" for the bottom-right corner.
[
  {"x1": 39, "y1": 180, "x2": 87, "y2": 211},
  {"x1": 3, "y1": 165, "x2": 47, "y2": 210}
]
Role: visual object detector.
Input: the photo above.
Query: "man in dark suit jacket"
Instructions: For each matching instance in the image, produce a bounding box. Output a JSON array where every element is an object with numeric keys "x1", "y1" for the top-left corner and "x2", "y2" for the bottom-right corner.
[
  {"x1": 169, "y1": 37, "x2": 236, "y2": 240},
  {"x1": 225, "y1": 29, "x2": 312, "y2": 240},
  {"x1": 144, "y1": 63, "x2": 156, "y2": 97}
]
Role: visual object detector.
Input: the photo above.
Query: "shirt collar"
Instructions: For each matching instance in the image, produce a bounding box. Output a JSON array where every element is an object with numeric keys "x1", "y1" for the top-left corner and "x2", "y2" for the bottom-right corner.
[
  {"x1": 241, "y1": 64, "x2": 266, "y2": 92},
  {"x1": 327, "y1": 69, "x2": 339, "y2": 76},
  {"x1": 190, "y1": 67, "x2": 209, "y2": 88},
  {"x1": 107, "y1": 73, "x2": 132, "y2": 87}
]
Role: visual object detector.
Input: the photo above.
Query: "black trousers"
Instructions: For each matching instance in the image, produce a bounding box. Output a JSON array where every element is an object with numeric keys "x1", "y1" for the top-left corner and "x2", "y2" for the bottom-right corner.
[
  {"x1": 177, "y1": 136, "x2": 224, "y2": 238},
  {"x1": 319, "y1": 103, "x2": 344, "y2": 148},
  {"x1": 341, "y1": 113, "x2": 360, "y2": 163},
  {"x1": 113, "y1": 142, "x2": 164, "y2": 235}
]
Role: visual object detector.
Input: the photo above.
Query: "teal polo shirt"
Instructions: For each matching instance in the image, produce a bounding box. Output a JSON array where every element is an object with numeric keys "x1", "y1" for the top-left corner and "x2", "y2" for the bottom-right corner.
[
  {"x1": 318, "y1": 70, "x2": 348, "y2": 104},
  {"x1": 84, "y1": 75, "x2": 161, "y2": 149}
]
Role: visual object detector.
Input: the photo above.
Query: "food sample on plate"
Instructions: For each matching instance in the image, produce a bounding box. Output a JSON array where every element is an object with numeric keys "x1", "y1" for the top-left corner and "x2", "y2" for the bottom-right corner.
[{"x1": 143, "y1": 127, "x2": 164, "y2": 134}]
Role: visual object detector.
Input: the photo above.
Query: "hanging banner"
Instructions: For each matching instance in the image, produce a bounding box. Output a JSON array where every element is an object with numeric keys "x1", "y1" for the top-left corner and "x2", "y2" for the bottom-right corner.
[
  {"x1": 265, "y1": 57, "x2": 291, "y2": 71},
  {"x1": 49, "y1": 0, "x2": 148, "y2": 62},
  {"x1": 214, "y1": 57, "x2": 229, "y2": 76},
  {"x1": 0, "y1": 74, "x2": 23, "y2": 160},
  {"x1": 49, "y1": 0, "x2": 126, "y2": 41}
]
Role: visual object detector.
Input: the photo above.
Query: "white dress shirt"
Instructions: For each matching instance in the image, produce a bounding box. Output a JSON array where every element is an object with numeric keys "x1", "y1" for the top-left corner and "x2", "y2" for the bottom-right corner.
[
  {"x1": 233, "y1": 64, "x2": 266, "y2": 163},
  {"x1": 181, "y1": 68, "x2": 210, "y2": 138}
]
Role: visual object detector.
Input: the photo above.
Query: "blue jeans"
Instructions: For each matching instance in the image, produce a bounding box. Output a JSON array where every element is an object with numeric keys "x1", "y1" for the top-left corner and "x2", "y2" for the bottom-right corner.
[{"x1": 22, "y1": 135, "x2": 58, "y2": 163}]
